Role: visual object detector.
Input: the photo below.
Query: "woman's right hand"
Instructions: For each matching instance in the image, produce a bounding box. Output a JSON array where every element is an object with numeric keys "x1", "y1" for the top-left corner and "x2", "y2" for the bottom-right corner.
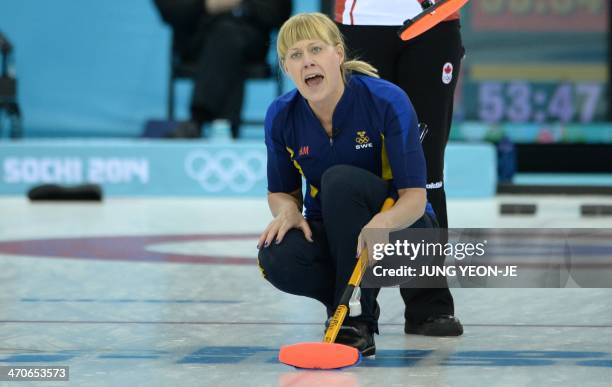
[{"x1": 257, "y1": 208, "x2": 313, "y2": 249}]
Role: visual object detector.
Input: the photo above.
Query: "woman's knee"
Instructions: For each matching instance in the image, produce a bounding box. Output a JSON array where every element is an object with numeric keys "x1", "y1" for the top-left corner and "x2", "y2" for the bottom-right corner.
[
  {"x1": 257, "y1": 246, "x2": 282, "y2": 284},
  {"x1": 320, "y1": 165, "x2": 389, "y2": 217},
  {"x1": 321, "y1": 164, "x2": 361, "y2": 193},
  {"x1": 257, "y1": 230, "x2": 313, "y2": 286},
  {"x1": 320, "y1": 165, "x2": 373, "y2": 207}
]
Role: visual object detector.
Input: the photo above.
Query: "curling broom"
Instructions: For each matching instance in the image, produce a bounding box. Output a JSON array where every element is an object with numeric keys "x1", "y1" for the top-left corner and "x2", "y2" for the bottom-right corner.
[{"x1": 398, "y1": 0, "x2": 470, "y2": 42}]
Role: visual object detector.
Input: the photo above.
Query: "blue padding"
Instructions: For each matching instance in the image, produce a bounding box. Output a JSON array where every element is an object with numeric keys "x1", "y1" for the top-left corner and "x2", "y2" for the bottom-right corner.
[
  {"x1": 445, "y1": 142, "x2": 497, "y2": 198},
  {"x1": 0, "y1": 0, "x2": 170, "y2": 137},
  {"x1": 0, "y1": 140, "x2": 496, "y2": 197}
]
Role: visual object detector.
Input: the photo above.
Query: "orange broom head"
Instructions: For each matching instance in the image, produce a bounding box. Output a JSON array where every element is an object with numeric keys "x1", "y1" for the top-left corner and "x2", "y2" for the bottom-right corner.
[
  {"x1": 399, "y1": 0, "x2": 469, "y2": 41},
  {"x1": 278, "y1": 342, "x2": 361, "y2": 369}
]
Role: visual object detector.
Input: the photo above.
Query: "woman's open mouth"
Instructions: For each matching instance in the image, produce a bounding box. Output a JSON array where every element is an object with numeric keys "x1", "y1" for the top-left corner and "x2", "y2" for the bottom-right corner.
[{"x1": 304, "y1": 73, "x2": 324, "y2": 87}]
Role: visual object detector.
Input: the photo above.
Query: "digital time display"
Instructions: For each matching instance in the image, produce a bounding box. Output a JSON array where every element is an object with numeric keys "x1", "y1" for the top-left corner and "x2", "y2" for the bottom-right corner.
[
  {"x1": 471, "y1": 0, "x2": 606, "y2": 31},
  {"x1": 479, "y1": 0, "x2": 603, "y2": 15},
  {"x1": 477, "y1": 81, "x2": 604, "y2": 124}
]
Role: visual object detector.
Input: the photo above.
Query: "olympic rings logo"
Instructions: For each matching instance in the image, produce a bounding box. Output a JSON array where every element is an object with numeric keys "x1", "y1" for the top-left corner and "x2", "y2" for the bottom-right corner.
[
  {"x1": 355, "y1": 131, "x2": 370, "y2": 145},
  {"x1": 184, "y1": 150, "x2": 266, "y2": 193}
]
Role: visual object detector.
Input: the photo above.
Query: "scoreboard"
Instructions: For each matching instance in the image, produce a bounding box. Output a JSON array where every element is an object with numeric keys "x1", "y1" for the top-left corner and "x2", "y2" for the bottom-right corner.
[{"x1": 456, "y1": 0, "x2": 609, "y2": 142}]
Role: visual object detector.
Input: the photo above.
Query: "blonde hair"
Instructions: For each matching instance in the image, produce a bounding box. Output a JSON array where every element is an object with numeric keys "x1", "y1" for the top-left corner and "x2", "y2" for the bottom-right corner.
[{"x1": 277, "y1": 12, "x2": 379, "y2": 81}]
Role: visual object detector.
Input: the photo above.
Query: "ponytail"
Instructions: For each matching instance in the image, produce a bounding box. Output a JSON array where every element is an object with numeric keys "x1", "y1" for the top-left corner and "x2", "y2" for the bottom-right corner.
[{"x1": 341, "y1": 60, "x2": 379, "y2": 81}]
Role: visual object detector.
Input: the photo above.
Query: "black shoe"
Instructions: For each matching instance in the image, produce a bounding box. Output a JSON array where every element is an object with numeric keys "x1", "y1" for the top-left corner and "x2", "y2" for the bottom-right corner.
[
  {"x1": 404, "y1": 315, "x2": 463, "y2": 336},
  {"x1": 166, "y1": 120, "x2": 201, "y2": 138},
  {"x1": 334, "y1": 320, "x2": 376, "y2": 357}
]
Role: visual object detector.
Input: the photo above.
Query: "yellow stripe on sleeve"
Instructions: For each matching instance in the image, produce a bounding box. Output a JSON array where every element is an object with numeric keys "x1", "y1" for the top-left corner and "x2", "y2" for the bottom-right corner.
[{"x1": 380, "y1": 133, "x2": 393, "y2": 181}]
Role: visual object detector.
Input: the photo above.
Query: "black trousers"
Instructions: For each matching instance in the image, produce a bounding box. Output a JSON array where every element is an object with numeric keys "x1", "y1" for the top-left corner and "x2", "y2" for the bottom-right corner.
[
  {"x1": 338, "y1": 21, "x2": 464, "y2": 324},
  {"x1": 183, "y1": 17, "x2": 268, "y2": 125},
  {"x1": 258, "y1": 165, "x2": 435, "y2": 333}
]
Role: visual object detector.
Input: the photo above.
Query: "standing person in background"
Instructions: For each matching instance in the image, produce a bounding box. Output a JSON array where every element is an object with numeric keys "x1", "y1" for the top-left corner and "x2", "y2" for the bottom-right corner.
[
  {"x1": 153, "y1": 0, "x2": 291, "y2": 138},
  {"x1": 335, "y1": 0, "x2": 464, "y2": 336}
]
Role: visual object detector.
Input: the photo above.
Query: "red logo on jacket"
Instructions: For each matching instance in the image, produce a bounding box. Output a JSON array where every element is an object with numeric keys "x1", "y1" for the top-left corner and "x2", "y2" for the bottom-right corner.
[{"x1": 299, "y1": 146, "x2": 310, "y2": 156}]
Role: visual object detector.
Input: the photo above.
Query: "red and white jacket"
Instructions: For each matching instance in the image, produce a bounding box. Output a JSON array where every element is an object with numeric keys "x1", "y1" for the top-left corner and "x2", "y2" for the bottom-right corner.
[{"x1": 335, "y1": 0, "x2": 460, "y2": 26}]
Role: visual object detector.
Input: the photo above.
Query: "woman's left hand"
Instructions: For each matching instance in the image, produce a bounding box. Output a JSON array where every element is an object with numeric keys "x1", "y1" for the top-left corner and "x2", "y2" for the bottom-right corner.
[
  {"x1": 356, "y1": 212, "x2": 393, "y2": 266},
  {"x1": 356, "y1": 188, "x2": 426, "y2": 265}
]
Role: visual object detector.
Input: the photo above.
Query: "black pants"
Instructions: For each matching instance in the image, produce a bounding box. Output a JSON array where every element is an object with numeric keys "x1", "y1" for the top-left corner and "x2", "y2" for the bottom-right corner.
[
  {"x1": 179, "y1": 17, "x2": 268, "y2": 126},
  {"x1": 258, "y1": 165, "x2": 435, "y2": 333},
  {"x1": 338, "y1": 21, "x2": 464, "y2": 324}
]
